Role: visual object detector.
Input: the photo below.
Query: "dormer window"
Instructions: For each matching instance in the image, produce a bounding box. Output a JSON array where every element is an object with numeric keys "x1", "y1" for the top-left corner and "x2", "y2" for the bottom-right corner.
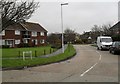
[{"x1": 15, "y1": 30, "x2": 20, "y2": 35}]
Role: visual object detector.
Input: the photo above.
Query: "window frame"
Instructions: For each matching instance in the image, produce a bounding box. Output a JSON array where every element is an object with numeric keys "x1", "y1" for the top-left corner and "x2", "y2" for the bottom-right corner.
[
  {"x1": 40, "y1": 32, "x2": 44, "y2": 36},
  {"x1": 15, "y1": 30, "x2": 20, "y2": 35},
  {"x1": 40, "y1": 39, "x2": 45, "y2": 44},
  {"x1": 15, "y1": 40, "x2": 20, "y2": 44},
  {"x1": 32, "y1": 31, "x2": 37, "y2": 37}
]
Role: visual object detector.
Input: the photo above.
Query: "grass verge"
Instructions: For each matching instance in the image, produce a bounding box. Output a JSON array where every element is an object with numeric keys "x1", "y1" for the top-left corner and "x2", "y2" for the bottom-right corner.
[
  {"x1": 1, "y1": 46, "x2": 56, "y2": 58},
  {"x1": 2, "y1": 44, "x2": 76, "y2": 70},
  {"x1": 91, "y1": 44, "x2": 97, "y2": 47}
]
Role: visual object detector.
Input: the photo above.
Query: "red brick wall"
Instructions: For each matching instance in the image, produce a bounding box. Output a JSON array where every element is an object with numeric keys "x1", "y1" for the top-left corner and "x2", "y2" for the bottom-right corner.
[{"x1": 2, "y1": 30, "x2": 47, "y2": 48}]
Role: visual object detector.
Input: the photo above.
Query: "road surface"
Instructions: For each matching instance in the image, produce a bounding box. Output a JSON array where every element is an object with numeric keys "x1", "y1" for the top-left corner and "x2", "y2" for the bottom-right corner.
[{"x1": 2, "y1": 45, "x2": 118, "y2": 82}]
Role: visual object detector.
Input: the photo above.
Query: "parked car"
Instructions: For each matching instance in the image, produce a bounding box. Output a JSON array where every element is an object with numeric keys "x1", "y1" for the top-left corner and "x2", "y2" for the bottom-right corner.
[
  {"x1": 97, "y1": 36, "x2": 113, "y2": 50},
  {"x1": 109, "y1": 41, "x2": 120, "y2": 54}
]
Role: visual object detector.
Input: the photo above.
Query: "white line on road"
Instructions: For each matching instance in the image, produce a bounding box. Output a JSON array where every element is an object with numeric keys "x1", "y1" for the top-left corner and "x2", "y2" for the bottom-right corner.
[{"x1": 80, "y1": 50, "x2": 102, "y2": 77}]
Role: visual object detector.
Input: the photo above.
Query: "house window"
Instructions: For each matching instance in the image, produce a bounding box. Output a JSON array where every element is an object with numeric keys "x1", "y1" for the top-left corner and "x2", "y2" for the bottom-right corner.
[
  {"x1": 15, "y1": 30, "x2": 20, "y2": 35},
  {"x1": 40, "y1": 39, "x2": 45, "y2": 44},
  {"x1": 23, "y1": 39, "x2": 28, "y2": 43},
  {"x1": 2, "y1": 40, "x2": 5, "y2": 45},
  {"x1": 32, "y1": 32, "x2": 37, "y2": 36},
  {"x1": 15, "y1": 40, "x2": 20, "y2": 44},
  {"x1": 0, "y1": 39, "x2": 5, "y2": 45},
  {"x1": 5, "y1": 40, "x2": 14, "y2": 47},
  {"x1": 0, "y1": 30, "x2": 5, "y2": 36},
  {"x1": 32, "y1": 39, "x2": 38, "y2": 45},
  {"x1": 40, "y1": 32, "x2": 44, "y2": 36}
]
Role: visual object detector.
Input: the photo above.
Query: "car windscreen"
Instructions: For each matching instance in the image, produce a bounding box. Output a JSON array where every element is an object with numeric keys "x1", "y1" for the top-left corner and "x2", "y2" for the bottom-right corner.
[
  {"x1": 101, "y1": 38, "x2": 112, "y2": 42},
  {"x1": 115, "y1": 42, "x2": 120, "y2": 47}
]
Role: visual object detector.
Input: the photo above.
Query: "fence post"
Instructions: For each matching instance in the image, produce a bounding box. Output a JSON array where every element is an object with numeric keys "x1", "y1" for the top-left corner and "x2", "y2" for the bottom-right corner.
[
  {"x1": 50, "y1": 48, "x2": 51, "y2": 54},
  {"x1": 18, "y1": 51, "x2": 20, "y2": 57},
  {"x1": 68, "y1": 44, "x2": 70, "y2": 52},
  {"x1": 35, "y1": 50, "x2": 37, "y2": 57},
  {"x1": 53, "y1": 48, "x2": 54, "y2": 52},
  {"x1": 44, "y1": 49, "x2": 46, "y2": 55}
]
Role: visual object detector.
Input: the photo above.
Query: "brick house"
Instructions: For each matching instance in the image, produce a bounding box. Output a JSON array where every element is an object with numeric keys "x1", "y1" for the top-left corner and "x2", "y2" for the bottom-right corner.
[{"x1": 0, "y1": 22, "x2": 47, "y2": 48}]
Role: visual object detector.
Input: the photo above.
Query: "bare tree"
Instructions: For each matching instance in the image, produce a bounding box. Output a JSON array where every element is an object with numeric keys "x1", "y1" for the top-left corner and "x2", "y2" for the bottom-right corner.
[
  {"x1": 101, "y1": 24, "x2": 111, "y2": 35},
  {"x1": 64, "y1": 28, "x2": 76, "y2": 43},
  {"x1": 1, "y1": 0, "x2": 39, "y2": 31},
  {"x1": 47, "y1": 33, "x2": 61, "y2": 49}
]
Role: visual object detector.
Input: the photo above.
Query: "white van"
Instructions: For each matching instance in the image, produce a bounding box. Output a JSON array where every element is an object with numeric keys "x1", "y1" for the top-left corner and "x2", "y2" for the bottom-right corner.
[{"x1": 97, "y1": 36, "x2": 113, "y2": 50}]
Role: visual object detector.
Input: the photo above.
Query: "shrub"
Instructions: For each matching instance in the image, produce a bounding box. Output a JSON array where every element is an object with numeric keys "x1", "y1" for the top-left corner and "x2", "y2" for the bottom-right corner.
[
  {"x1": 51, "y1": 43, "x2": 62, "y2": 49},
  {"x1": 17, "y1": 43, "x2": 30, "y2": 48},
  {"x1": 112, "y1": 35, "x2": 120, "y2": 41},
  {"x1": 2, "y1": 45, "x2": 10, "y2": 48}
]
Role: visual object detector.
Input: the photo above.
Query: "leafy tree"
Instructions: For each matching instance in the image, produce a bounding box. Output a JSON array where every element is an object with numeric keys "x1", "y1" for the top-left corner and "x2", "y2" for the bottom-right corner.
[{"x1": 1, "y1": 0, "x2": 39, "y2": 32}]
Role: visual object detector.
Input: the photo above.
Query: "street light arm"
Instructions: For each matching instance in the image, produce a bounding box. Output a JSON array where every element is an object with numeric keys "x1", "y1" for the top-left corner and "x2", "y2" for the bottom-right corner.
[{"x1": 61, "y1": 3, "x2": 68, "y2": 6}]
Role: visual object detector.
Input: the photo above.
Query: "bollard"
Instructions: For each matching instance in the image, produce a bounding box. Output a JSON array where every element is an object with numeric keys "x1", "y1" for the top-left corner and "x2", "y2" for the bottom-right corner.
[
  {"x1": 68, "y1": 44, "x2": 70, "y2": 52},
  {"x1": 35, "y1": 50, "x2": 37, "y2": 57},
  {"x1": 50, "y1": 48, "x2": 51, "y2": 53},
  {"x1": 53, "y1": 48, "x2": 54, "y2": 52},
  {"x1": 44, "y1": 49, "x2": 46, "y2": 55},
  {"x1": 18, "y1": 51, "x2": 20, "y2": 57}
]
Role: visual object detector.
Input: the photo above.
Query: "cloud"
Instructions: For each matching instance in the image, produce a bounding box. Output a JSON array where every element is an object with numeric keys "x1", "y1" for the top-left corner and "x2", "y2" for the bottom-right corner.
[{"x1": 28, "y1": 2, "x2": 118, "y2": 34}]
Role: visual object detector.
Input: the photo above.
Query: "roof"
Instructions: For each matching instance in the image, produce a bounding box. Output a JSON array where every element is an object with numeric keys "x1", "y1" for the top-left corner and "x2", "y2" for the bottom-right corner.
[
  {"x1": 98, "y1": 36, "x2": 112, "y2": 38},
  {"x1": 6, "y1": 23, "x2": 26, "y2": 31},
  {"x1": 110, "y1": 21, "x2": 120, "y2": 30},
  {"x1": 20, "y1": 22, "x2": 47, "y2": 32},
  {"x1": 5, "y1": 22, "x2": 47, "y2": 32}
]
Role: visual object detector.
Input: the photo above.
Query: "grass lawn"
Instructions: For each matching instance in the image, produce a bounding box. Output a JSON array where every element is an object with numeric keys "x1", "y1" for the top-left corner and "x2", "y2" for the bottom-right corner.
[
  {"x1": 2, "y1": 44, "x2": 76, "y2": 69},
  {"x1": 1, "y1": 46, "x2": 56, "y2": 58}
]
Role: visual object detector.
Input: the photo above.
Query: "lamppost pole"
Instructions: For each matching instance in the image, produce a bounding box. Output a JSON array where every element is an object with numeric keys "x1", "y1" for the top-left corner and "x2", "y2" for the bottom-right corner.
[{"x1": 61, "y1": 3, "x2": 68, "y2": 53}]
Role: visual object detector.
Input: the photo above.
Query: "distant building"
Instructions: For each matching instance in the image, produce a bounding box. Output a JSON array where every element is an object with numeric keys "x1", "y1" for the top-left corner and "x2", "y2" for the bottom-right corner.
[
  {"x1": 110, "y1": 21, "x2": 120, "y2": 35},
  {"x1": 0, "y1": 22, "x2": 47, "y2": 48}
]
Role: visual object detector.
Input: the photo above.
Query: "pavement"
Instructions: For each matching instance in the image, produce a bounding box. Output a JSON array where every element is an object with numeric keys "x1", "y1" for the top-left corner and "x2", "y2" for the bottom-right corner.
[{"x1": 2, "y1": 45, "x2": 118, "y2": 82}]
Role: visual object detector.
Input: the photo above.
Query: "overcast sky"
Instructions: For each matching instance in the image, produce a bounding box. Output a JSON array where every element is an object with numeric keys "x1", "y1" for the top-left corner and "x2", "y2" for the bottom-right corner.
[{"x1": 28, "y1": 0, "x2": 118, "y2": 34}]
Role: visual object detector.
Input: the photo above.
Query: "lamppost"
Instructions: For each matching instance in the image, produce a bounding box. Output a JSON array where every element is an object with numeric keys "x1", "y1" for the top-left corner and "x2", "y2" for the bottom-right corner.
[{"x1": 61, "y1": 3, "x2": 68, "y2": 53}]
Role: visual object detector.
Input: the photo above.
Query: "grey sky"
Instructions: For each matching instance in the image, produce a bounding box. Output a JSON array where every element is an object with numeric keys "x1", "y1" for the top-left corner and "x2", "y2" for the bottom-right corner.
[{"x1": 28, "y1": 1, "x2": 118, "y2": 34}]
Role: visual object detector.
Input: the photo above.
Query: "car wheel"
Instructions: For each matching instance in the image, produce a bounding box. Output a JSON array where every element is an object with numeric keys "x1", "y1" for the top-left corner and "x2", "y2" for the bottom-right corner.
[
  {"x1": 109, "y1": 50, "x2": 111, "y2": 53},
  {"x1": 111, "y1": 50, "x2": 115, "y2": 54},
  {"x1": 100, "y1": 46, "x2": 103, "y2": 51},
  {"x1": 97, "y1": 47, "x2": 99, "y2": 50}
]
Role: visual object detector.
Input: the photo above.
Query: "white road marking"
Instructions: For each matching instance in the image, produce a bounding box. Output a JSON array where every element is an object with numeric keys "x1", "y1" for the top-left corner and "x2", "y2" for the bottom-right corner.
[{"x1": 80, "y1": 50, "x2": 102, "y2": 77}]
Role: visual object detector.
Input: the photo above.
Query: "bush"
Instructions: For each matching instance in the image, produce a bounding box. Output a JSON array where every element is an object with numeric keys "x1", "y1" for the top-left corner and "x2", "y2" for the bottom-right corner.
[
  {"x1": 51, "y1": 43, "x2": 62, "y2": 49},
  {"x1": 112, "y1": 35, "x2": 120, "y2": 41},
  {"x1": 23, "y1": 43, "x2": 29, "y2": 47},
  {"x1": 17, "y1": 43, "x2": 30, "y2": 48},
  {"x1": 2, "y1": 45, "x2": 9, "y2": 48},
  {"x1": 74, "y1": 39, "x2": 83, "y2": 44}
]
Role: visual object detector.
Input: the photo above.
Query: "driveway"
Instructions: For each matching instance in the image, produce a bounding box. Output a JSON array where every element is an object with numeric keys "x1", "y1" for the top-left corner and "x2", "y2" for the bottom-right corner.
[{"x1": 2, "y1": 45, "x2": 118, "y2": 82}]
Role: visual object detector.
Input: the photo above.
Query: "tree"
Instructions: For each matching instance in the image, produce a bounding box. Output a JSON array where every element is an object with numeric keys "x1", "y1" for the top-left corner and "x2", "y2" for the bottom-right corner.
[
  {"x1": 101, "y1": 24, "x2": 111, "y2": 36},
  {"x1": 64, "y1": 28, "x2": 76, "y2": 44},
  {"x1": 1, "y1": 0, "x2": 39, "y2": 32},
  {"x1": 47, "y1": 33, "x2": 62, "y2": 49}
]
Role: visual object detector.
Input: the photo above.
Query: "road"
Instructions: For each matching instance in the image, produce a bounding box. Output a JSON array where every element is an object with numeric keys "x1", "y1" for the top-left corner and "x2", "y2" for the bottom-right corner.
[{"x1": 2, "y1": 45, "x2": 118, "y2": 82}]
